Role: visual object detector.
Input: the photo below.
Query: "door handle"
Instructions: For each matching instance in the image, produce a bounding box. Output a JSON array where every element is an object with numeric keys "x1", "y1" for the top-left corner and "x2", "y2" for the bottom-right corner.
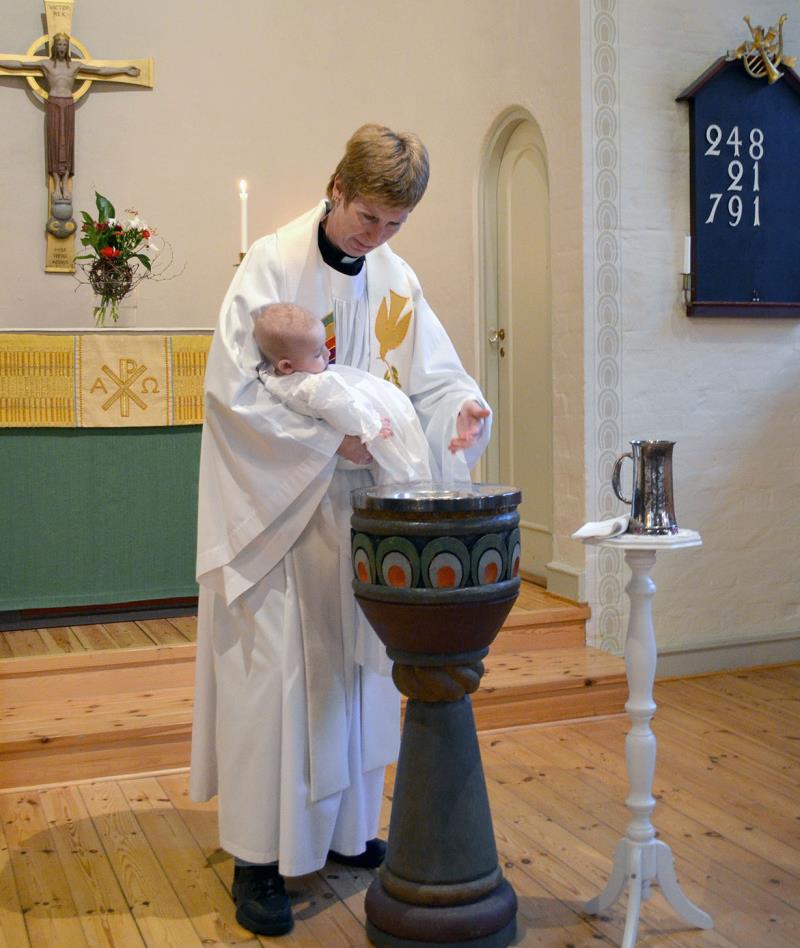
[{"x1": 488, "y1": 328, "x2": 506, "y2": 346}]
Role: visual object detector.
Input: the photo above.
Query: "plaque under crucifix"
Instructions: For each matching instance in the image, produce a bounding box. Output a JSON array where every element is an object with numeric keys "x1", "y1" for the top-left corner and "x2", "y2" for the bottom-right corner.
[{"x1": 0, "y1": 1, "x2": 154, "y2": 272}]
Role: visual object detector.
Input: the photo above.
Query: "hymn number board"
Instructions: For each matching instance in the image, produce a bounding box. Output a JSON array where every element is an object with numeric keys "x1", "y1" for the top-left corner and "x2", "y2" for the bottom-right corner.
[
  {"x1": 678, "y1": 58, "x2": 800, "y2": 316},
  {"x1": 702, "y1": 123, "x2": 764, "y2": 229}
]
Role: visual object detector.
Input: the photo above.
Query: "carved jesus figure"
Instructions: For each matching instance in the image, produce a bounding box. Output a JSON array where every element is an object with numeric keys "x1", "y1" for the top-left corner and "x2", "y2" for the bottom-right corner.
[{"x1": 3, "y1": 33, "x2": 139, "y2": 199}]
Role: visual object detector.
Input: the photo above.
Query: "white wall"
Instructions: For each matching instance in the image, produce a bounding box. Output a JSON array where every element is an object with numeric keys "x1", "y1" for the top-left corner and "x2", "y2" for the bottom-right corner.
[
  {"x1": 584, "y1": 0, "x2": 800, "y2": 666},
  {"x1": 2, "y1": 2, "x2": 586, "y2": 590}
]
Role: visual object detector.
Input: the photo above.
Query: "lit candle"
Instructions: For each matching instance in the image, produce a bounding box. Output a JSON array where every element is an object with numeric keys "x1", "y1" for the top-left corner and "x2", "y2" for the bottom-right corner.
[
  {"x1": 239, "y1": 179, "x2": 248, "y2": 254},
  {"x1": 683, "y1": 235, "x2": 691, "y2": 274}
]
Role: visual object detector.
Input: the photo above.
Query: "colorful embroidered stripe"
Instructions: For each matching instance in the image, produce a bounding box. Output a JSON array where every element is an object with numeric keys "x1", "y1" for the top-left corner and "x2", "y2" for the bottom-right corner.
[{"x1": 322, "y1": 312, "x2": 336, "y2": 365}]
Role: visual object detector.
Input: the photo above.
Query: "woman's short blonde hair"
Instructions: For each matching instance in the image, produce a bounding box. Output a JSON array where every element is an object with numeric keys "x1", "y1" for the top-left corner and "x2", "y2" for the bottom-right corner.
[{"x1": 326, "y1": 124, "x2": 430, "y2": 209}]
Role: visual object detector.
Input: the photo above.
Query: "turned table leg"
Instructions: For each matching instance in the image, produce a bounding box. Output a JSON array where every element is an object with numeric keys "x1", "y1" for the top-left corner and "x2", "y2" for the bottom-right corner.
[{"x1": 585, "y1": 546, "x2": 712, "y2": 945}]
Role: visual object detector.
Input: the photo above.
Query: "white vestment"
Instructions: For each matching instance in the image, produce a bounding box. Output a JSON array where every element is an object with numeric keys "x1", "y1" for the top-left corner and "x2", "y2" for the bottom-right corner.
[
  {"x1": 190, "y1": 201, "x2": 491, "y2": 875},
  {"x1": 259, "y1": 364, "x2": 449, "y2": 485}
]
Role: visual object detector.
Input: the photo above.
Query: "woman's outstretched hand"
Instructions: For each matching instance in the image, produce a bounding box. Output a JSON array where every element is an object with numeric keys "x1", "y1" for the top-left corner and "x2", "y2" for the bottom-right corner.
[
  {"x1": 448, "y1": 400, "x2": 490, "y2": 454},
  {"x1": 337, "y1": 434, "x2": 373, "y2": 465}
]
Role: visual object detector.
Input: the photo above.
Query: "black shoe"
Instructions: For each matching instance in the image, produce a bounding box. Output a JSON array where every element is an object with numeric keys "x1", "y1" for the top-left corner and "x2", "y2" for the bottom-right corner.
[
  {"x1": 328, "y1": 837, "x2": 386, "y2": 869},
  {"x1": 231, "y1": 864, "x2": 293, "y2": 936}
]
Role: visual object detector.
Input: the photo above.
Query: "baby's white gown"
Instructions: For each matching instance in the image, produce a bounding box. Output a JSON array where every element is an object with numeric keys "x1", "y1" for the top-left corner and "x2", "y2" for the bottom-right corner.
[{"x1": 260, "y1": 364, "x2": 468, "y2": 485}]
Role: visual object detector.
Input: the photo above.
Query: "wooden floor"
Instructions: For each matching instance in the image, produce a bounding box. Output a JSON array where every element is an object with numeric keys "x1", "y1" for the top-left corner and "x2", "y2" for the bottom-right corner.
[
  {"x1": 0, "y1": 616, "x2": 197, "y2": 658},
  {"x1": 1, "y1": 666, "x2": 798, "y2": 947}
]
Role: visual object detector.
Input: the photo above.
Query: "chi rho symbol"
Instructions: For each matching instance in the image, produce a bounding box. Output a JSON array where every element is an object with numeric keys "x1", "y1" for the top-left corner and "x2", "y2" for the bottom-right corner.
[{"x1": 90, "y1": 358, "x2": 159, "y2": 417}]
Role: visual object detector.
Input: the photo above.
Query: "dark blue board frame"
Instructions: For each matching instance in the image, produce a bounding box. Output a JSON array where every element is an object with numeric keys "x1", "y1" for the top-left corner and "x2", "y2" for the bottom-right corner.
[{"x1": 678, "y1": 57, "x2": 800, "y2": 316}]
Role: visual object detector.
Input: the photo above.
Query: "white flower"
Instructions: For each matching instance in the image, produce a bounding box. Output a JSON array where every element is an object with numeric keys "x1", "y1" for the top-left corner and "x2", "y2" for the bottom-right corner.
[
  {"x1": 126, "y1": 214, "x2": 147, "y2": 232},
  {"x1": 107, "y1": 217, "x2": 117, "y2": 227}
]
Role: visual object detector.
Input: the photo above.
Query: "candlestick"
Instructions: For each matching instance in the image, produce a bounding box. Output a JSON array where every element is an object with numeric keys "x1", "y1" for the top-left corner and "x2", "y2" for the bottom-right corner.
[
  {"x1": 239, "y1": 179, "x2": 248, "y2": 255},
  {"x1": 682, "y1": 235, "x2": 691, "y2": 274}
]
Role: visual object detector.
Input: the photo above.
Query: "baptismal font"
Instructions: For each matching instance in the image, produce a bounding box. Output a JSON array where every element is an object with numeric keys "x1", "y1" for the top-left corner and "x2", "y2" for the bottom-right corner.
[{"x1": 351, "y1": 484, "x2": 521, "y2": 948}]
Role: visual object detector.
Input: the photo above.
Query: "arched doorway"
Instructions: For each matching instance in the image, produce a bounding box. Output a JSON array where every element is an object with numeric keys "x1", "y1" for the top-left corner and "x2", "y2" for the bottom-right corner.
[{"x1": 480, "y1": 110, "x2": 553, "y2": 585}]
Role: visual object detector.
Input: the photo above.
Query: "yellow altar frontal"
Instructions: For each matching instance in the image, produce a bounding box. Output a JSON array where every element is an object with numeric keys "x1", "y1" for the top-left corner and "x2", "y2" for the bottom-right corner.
[{"x1": 0, "y1": 331, "x2": 212, "y2": 427}]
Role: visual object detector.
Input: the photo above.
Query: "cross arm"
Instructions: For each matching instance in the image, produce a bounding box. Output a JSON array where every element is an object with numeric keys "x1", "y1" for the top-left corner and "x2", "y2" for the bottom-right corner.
[
  {"x1": 75, "y1": 57, "x2": 154, "y2": 88},
  {"x1": 0, "y1": 54, "x2": 47, "y2": 77},
  {"x1": 0, "y1": 54, "x2": 153, "y2": 87}
]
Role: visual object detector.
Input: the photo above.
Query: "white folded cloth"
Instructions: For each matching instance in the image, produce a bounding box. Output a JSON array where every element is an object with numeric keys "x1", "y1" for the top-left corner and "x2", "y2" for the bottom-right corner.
[{"x1": 572, "y1": 515, "x2": 630, "y2": 539}]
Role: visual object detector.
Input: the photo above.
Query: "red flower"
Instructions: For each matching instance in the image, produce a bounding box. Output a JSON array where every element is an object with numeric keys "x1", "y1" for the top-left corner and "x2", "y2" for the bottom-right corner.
[
  {"x1": 100, "y1": 247, "x2": 121, "y2": 259},
  {"x1": 142, "y1": 229, "x2": 151, "y2": 239}
]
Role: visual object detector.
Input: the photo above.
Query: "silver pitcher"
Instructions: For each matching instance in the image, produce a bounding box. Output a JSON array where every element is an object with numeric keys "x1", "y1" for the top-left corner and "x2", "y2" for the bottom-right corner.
[{"x1": 611, "y1": 440, "x2": 679, "y2": 535}]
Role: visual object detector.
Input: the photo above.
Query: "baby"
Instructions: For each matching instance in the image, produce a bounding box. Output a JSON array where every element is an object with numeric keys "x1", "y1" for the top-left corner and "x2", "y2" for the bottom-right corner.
[{"x1": 253, "y1": 302, "x2": 437, "y2": 485}]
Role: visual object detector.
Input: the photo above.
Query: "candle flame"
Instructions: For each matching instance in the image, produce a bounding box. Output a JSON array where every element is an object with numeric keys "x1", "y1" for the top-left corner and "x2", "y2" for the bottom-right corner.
[{"x1": 239, "y1": 179, "x2": 248, "y2": 196}]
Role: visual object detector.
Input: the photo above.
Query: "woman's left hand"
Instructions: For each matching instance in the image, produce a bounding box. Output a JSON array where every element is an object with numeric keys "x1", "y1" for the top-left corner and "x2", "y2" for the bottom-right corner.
[{"x1": 449, "y1": 400, "x2": 490, "y2": 453}]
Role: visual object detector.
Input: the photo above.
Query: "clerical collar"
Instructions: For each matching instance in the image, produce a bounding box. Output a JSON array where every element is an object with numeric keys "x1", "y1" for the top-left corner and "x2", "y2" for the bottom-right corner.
[{"x1": 318, "y1": 218, "x2": 365, "y2": 276}]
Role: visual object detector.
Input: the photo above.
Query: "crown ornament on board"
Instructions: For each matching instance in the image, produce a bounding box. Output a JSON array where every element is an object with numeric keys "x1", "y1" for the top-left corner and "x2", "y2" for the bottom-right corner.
[{"x1": 728, "y1": 14, "x2": 796, "y2": 84}]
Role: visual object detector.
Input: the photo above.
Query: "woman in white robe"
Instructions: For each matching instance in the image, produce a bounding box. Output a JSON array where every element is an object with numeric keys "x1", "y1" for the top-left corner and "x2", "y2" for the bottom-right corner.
[{"x1": 190, "y1": 123, "x2": 492, "y2": 936}]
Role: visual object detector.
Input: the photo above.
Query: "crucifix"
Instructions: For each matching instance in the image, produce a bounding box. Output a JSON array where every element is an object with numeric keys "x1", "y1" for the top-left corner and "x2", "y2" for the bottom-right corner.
[{"x1": 0, "y1": 1, "x2": 154, "y2": 272}]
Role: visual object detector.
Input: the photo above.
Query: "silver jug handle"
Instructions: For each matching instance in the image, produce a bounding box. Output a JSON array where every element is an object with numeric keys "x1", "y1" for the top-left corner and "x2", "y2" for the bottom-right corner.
[{"x1": 612, "y1": 452, "x2": 633, "y2": 505}]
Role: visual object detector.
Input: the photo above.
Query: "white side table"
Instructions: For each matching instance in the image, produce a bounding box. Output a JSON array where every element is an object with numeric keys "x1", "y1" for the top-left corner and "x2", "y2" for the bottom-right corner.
[{"x1": 582, "y1": 530, "x2": 713, "y2": 947}]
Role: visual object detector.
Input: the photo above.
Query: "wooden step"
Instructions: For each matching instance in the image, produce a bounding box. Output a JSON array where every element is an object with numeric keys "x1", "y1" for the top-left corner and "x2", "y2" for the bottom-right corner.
[
  {"x1": 0, "y1": 587, "x2": 625, "y2": 790},
  {"x1": 473, "y1": 646, "x2": 627, "y2": 730},
  {"x1": 0, "y1": 645, "x2": 196, "y2": 790},
  {"x1": 492, "y1": 586, "x2": 590, "y2": 653},
  {"x1": 0, "y1": 648, "x2": 625, "y2": 792}
]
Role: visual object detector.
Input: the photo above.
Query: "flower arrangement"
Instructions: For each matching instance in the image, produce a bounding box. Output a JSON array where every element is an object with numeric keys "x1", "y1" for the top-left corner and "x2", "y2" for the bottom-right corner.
[{"x1": 76, "y1": 192, "x2": 162, "y2": 326}]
